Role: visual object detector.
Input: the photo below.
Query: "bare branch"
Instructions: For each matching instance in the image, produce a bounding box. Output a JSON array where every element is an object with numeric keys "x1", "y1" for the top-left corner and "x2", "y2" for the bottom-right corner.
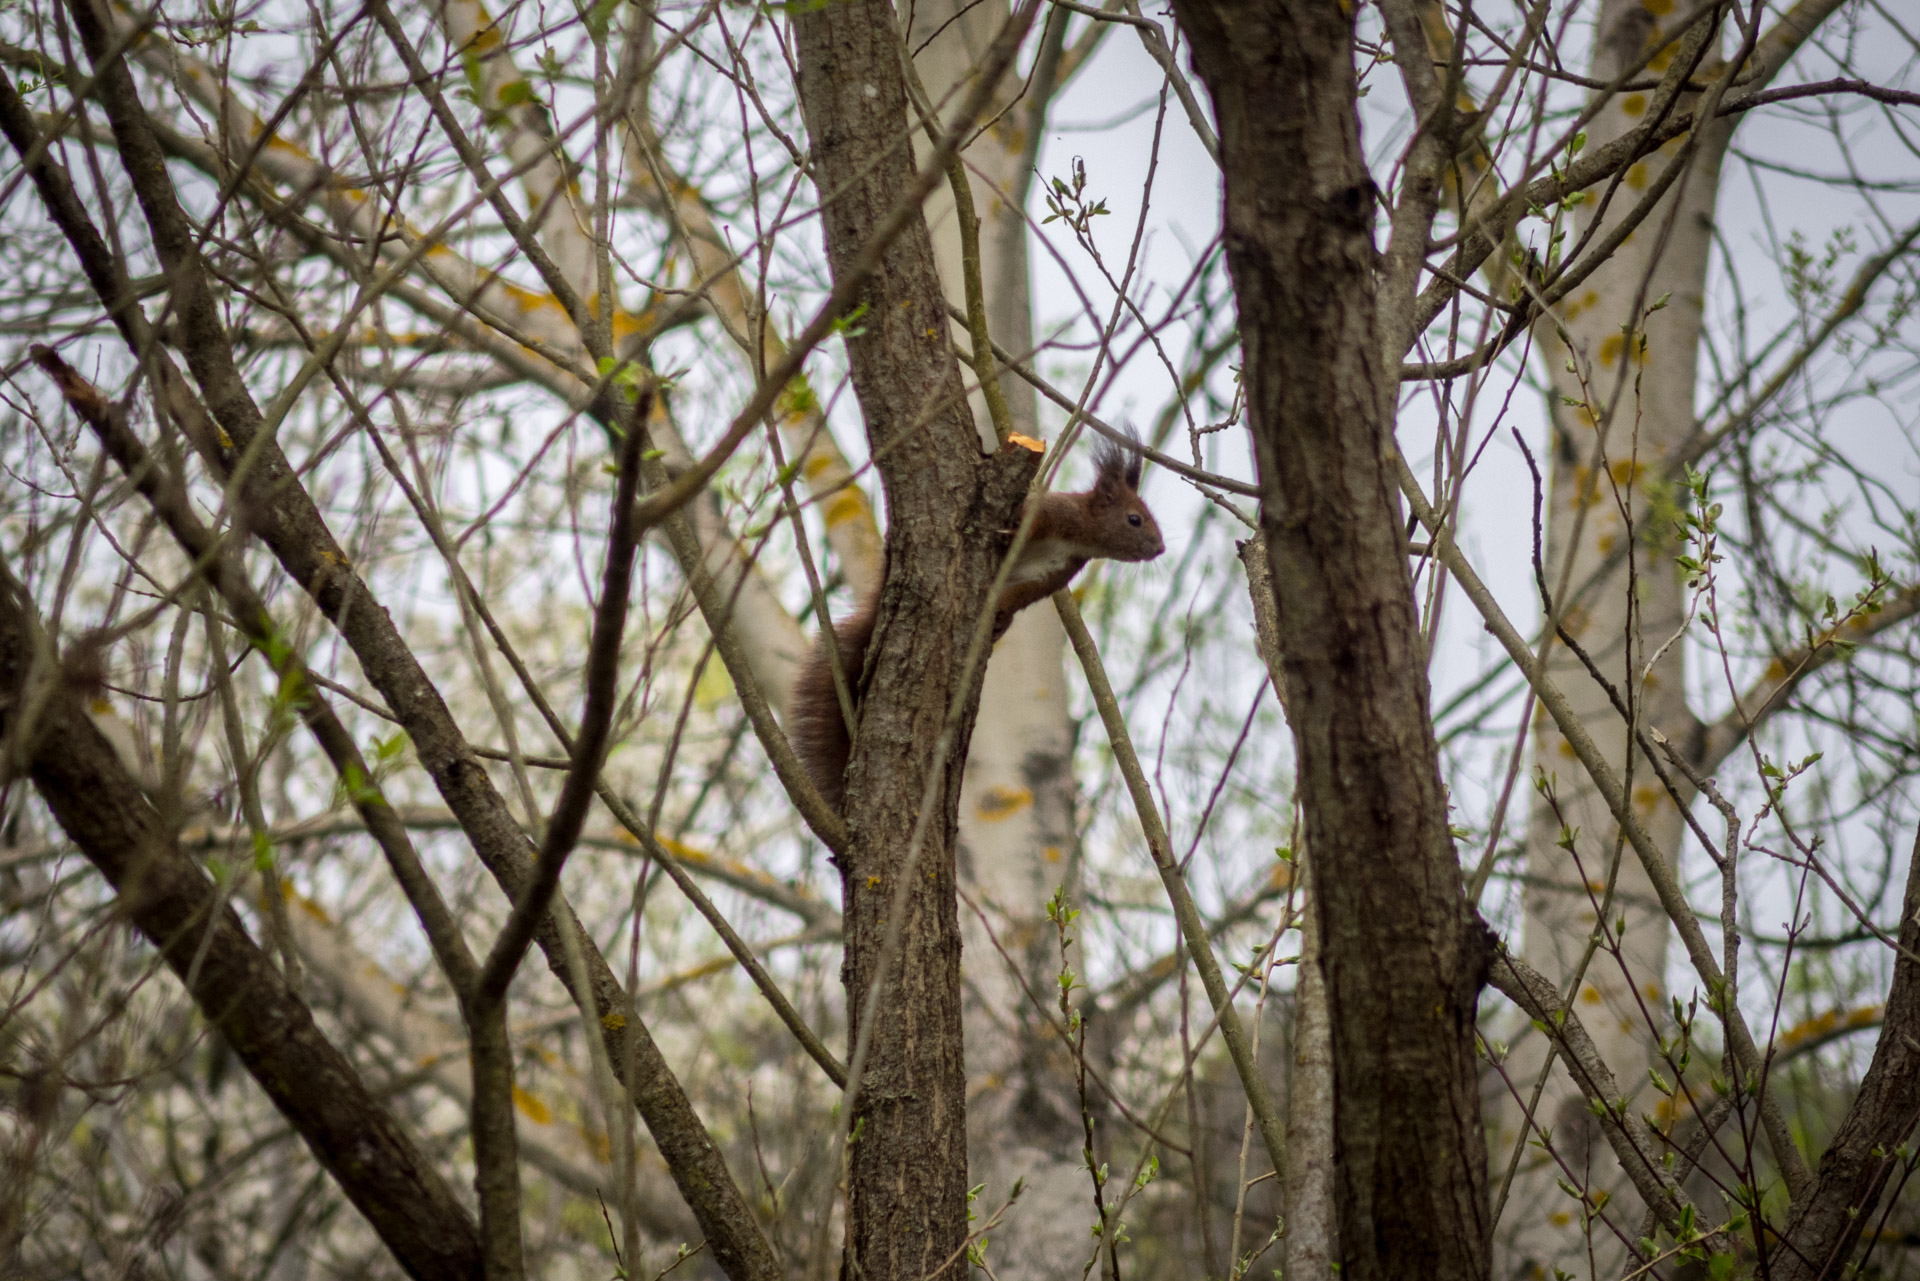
[{"x1": 0, "y1": 556, "x2": 485, "y2": 1281}]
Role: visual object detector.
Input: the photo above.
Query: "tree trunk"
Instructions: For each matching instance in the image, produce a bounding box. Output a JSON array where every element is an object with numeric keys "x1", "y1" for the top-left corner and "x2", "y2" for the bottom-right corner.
[
  {"x1": 790, "y1": 2, "x2": 1040, "y2": 1276},
  {"x1": 1497, "y1": 6, "x2": 1734, "y2": 1269},
  {"x1": 1173, "y1": 5, "x2": 1493, "y2": 1278},
  {"x1": 908, "y1": 3, "x2": 1097, "y2": 1272},
  {"x1": 1242, "y1": 537, "x2": 1336, "y2": 1279}
]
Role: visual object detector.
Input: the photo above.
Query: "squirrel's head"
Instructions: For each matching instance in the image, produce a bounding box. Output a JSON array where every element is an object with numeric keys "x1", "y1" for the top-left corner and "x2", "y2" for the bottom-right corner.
[{"x1": 1088, "y1": 434, "x2": 1165, "y2": 563}]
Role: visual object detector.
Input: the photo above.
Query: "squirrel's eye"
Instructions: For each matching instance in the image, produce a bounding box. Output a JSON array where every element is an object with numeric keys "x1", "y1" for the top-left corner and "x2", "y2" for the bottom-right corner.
[{"x1": 1128, "y1": 513, "x2": 1143, "y2": 527}]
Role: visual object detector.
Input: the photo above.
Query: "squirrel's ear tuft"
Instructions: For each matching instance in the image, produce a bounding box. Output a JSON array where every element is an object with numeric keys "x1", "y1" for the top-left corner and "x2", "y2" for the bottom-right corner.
[{"x1": 1092, "y1": 430, "x2": 1144, "y2": 493}]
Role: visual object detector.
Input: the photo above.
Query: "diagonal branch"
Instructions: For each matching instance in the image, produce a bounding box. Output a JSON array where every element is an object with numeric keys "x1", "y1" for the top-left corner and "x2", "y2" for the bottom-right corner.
[
  {"x1": 2, "y1": 41, "x2": 782, "y2": 1277},
  {"x1": 26, "y1": 346, "x2": 480, "y2": 996},
  {"x1": 1695, "y1": 587, "x2": 1920, "y2": 777},
  {"x1": 1055, "y1": 590, "x2": 1288, "y2": 1184},
  {"x1": 284, "y1": 891, "x2": 701, "y2": 1240},
  {"x1": 1489, "y1": 949, "x2": 1732, "y2": 1254},
  {"x1": 1394, "y1": 450, "x2": 1818, "y2": 1201},
  {"x1": 1405, "y1": 0, "x2": 1866, "y2": 351},
  {"x1": 36, "y1": 15, "x2": 830, "y2": 721},
  {"x1": 99, "y1": 2, "x2": 601, "y2": 362},
  {"x1": 476, "y1": 395, "x2": 649, "y2": 1006},
  {"x1": 0, "y1": 558, "x2": 484, "y2": 1281},
  {"x1": 1115, "y1": 0, "x2": 1219, "y2": 163},
  {"x1": 435, "y1": 0, "x2": 600, "y2": 303},
  {"x1": 365, "y1": 0, "x2": 594, "y2": 344},
  {"x1": 1678, "y1": 215, "x2": 1920, "y2": 480},
  {"x1": 623, "y1": 5, "x2": 1063, "y2": 539}
]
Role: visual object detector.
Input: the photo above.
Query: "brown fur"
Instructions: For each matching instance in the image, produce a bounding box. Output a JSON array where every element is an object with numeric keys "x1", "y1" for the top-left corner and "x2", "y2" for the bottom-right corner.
[{"x1": 788, "y1": 437, "x2": 1163, "y2": 813}]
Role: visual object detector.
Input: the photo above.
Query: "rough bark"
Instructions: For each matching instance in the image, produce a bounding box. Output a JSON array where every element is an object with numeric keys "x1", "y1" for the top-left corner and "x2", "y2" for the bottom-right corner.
[
  {"x1": 908, "y1": 1, "x2": 1093, "y2": 1270},
  {"x1": 790, "y1": 1, "x2": 1041, "y2": 1277},
  {"x1": 1173, "y1": 5, "x2": 1493, "y2": 1278},
  {"x1": 0, "y1": 564, "x2": 484, "y2": 1281},
  {"x1": 1768, "y1": 830, "x2": 1920, "y2": 1281},
  {"x1": 955, "y1": 607, "x2": 1092, "y2": 1275}
]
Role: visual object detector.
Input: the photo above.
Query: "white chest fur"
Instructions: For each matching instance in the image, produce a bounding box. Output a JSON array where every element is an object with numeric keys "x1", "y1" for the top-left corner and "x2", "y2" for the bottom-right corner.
[{"x1": 1007, "y1": 536, "x2": 1089, "y2": 585}]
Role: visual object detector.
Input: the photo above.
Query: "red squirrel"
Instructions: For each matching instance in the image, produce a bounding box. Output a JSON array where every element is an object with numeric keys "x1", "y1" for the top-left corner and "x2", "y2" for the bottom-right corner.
[{"x1": 789, "y1": 436, "x2": 1165, "y2": 813}]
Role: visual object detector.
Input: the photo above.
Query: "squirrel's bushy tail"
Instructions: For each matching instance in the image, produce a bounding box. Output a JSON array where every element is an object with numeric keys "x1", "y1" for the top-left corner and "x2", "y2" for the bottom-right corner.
[{"x1": 787, "y1": 606, "x2": 877, "y2": 815}]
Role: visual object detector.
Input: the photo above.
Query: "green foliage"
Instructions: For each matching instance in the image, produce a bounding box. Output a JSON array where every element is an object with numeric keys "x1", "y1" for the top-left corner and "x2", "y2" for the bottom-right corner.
[
  {"x1": 1041, "y1": 157, "x2": 1110, "y2": 237},
  {"x1": 1784, "y1": 226, "x2": 1857, "y2": 314},
  {"x1": 596, "y1": 357, "x2": 651, "y2": 404}
]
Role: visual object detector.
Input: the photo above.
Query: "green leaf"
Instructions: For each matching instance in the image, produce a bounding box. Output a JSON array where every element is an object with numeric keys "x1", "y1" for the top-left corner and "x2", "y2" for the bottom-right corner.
[
  {"x1": 583, "y1": 0, "x2": 619, "y2": 40},
  {"x1": 460, "y1": 47, "x2": 485, "y2": 100}
]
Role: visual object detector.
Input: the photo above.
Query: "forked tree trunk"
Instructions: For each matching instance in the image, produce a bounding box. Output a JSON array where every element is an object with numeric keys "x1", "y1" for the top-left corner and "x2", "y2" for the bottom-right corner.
[
  {"x1": 1172, "y1": 4, "x2": 1493, "y2": 1278},
  {"x1": 790, "y1": 1, "x2": 1041, "y2": 1276},
  {"x1": 909, "y1": 3, "x2": 1097, "y2": 1273}
]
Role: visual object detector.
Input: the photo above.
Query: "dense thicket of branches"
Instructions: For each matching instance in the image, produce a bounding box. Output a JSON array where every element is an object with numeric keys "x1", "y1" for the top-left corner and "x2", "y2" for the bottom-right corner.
[{"x1": 0, "y1": 0, "x2": 1917, "y2": 1278}]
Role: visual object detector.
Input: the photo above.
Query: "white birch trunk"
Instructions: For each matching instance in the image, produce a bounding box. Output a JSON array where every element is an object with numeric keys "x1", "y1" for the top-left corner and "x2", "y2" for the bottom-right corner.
[{"x1": 1495, "y1": 7, "x2": 1730, "y2": 1270}]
